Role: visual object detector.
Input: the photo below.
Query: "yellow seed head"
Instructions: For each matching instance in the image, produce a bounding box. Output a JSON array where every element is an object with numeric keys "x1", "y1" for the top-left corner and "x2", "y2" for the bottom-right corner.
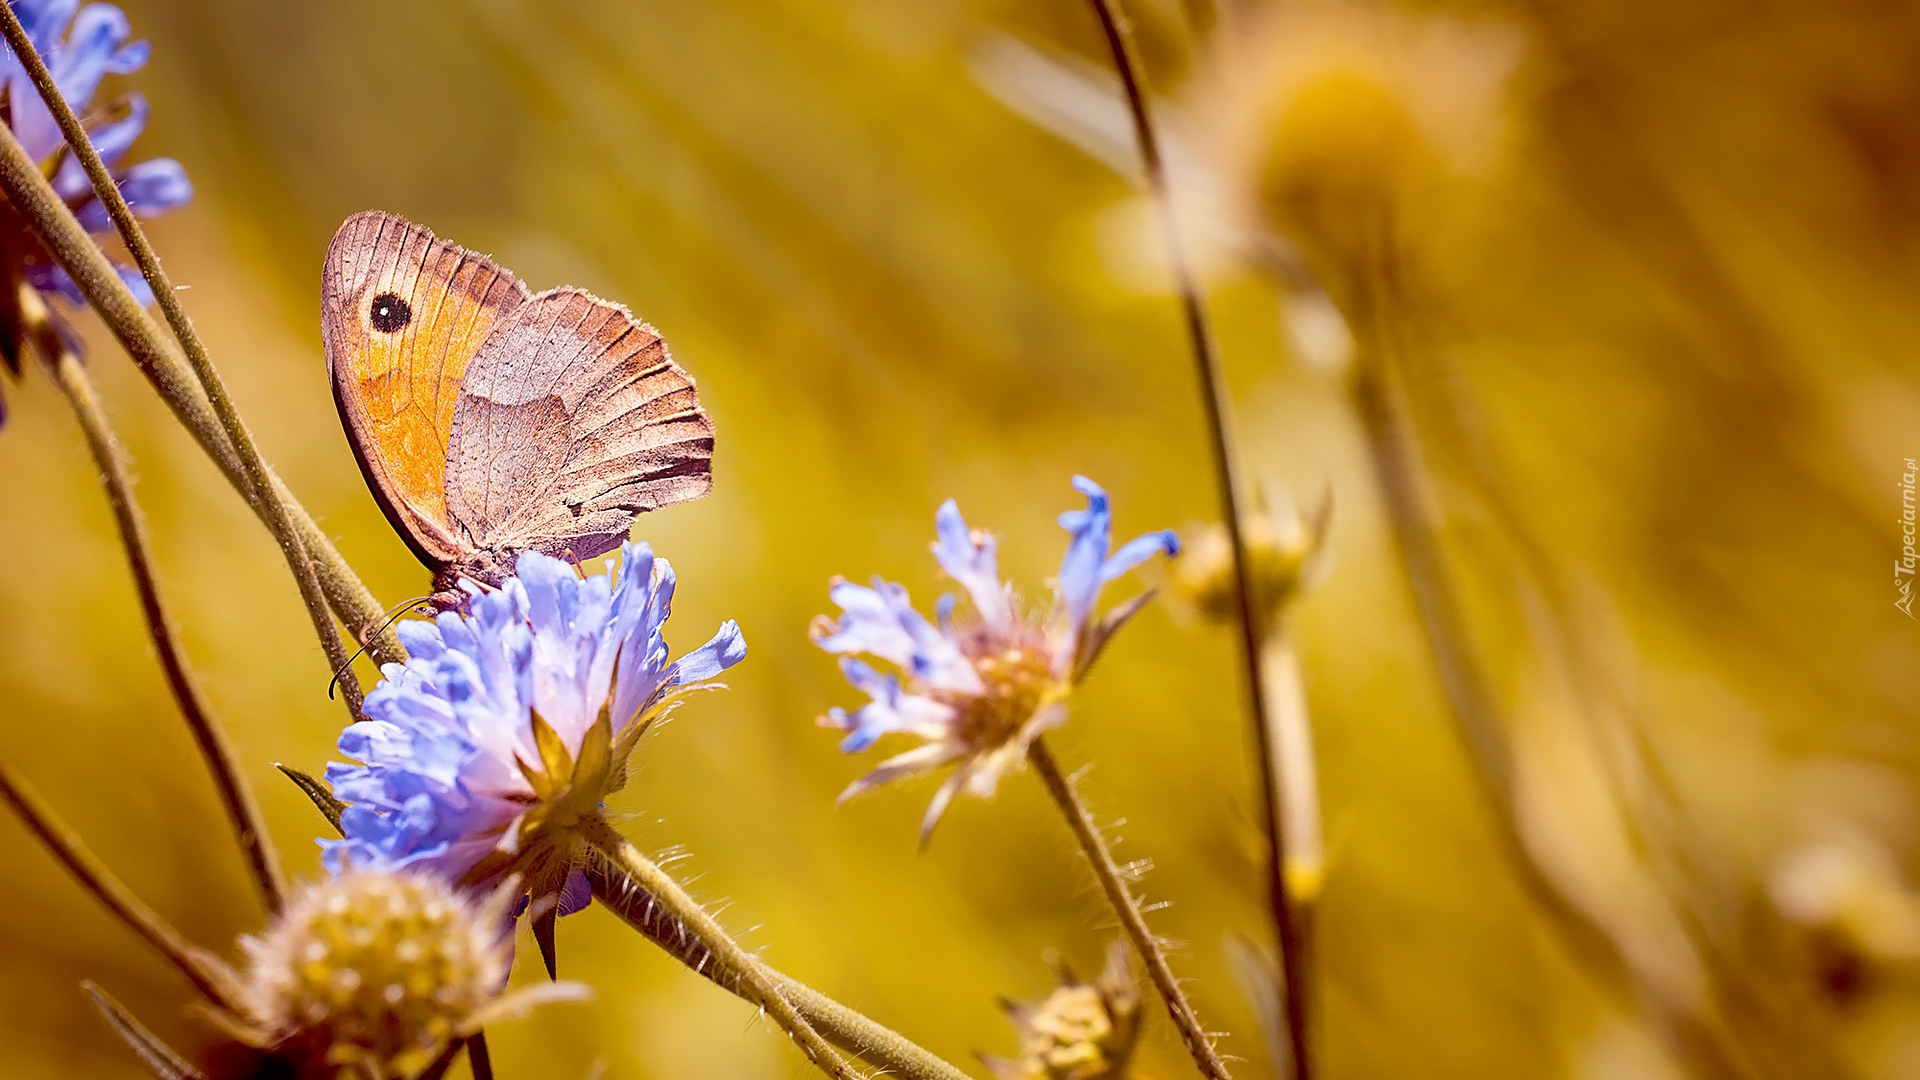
[
  {"x1": 237, "y1": 869, "x2": 512, "y2": 1077},
  {"x1": 989, "y1": 942, "x2": 1143, "y2": 1080}
]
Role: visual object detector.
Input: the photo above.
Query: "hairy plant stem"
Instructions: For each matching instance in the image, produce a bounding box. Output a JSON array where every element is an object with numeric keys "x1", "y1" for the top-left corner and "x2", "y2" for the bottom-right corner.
[
  {"x1": 34, "y1": 312, "x2": 285, "y2": 910},
  {"x1": 0, "y1": 759, "x2": 236, "y2": 1009},
  {"x1": 1028, "y1": 737, "x2": 1231, "y2": 1080},
  {"x1": 0, "y1": 129, "x2": 400, "y2": 671},
  {"x1": 583, "y1": 858, "x2": 970, "y2": 1080},
  {"x1": 581, "y1": 816, "x2": 861, "y2": 1080},
  {"x1": 1078, "y1": 0, "x2": 1311, "y2": 1071},
  {"x1": 0, "y1": 6, "x2": 367, "y2": 720}
]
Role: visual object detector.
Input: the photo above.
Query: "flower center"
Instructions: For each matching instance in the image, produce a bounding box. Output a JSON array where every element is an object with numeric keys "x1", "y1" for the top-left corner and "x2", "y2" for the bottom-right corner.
[{"x1": 938, "y1": 625, "x2": 1059, "y2": 751}]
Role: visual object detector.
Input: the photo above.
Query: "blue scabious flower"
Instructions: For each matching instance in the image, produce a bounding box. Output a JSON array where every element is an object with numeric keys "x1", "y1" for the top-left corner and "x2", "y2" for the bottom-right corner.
[
  {"x1": 323, "y1": 541, "x2": 744, "y2": 931},
  {"x1": 2, "y1": 0, "x2": 192, "y2": 302},
  {"x1": 0, "y1": 1, "x2": 192, "y2": 419},
  {"x1": 813, "y1": 477, "x2": 1178, "y2": 840}
]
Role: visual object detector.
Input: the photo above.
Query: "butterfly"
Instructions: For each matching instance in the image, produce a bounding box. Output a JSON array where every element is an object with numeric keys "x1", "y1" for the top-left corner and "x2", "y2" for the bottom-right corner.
[{"x1": 322, "y1": 210, "x2": 713, "y2": 609}]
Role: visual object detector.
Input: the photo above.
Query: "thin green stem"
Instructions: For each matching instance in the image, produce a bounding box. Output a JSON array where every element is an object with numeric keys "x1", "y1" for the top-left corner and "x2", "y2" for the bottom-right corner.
[
  {"x1": 0, "y1": 118, "x2": 400, "y2": 670},
  {"x1": 34, "y1": 308, "x2": 285, "y2": 911},
  {"x1": 1078, "y1": 1, "x2": 1311, "y2": 1071},
  {"x1": 0, "y1": 4, "x2": 365, "y2": 721},
  {"x1": 580, "y1": 816, "x2": 860, "y2": 1080},
  {"x1": 0, "y1": 759, "x2": 237, "y2": 1009},
  {"x1": 583, "y1": 858, "x2": 970, "y2": 1080},
  {"x1": 1027, "y1": 737, "x2": 1231, "y2": 1080}
]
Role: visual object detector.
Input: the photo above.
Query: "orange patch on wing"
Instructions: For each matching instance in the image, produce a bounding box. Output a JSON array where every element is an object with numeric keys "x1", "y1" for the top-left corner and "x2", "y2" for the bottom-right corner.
[{"x1": 346, "y1": 259, "x2": 514, "y2": 525}]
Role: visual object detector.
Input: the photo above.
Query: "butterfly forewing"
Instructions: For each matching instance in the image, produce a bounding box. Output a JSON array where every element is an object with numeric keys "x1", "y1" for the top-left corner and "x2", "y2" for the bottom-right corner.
[
  {"x1": 321, "y1": 211, "x2": 530, "y2": 565},
  {"x1": 444, "y1": 288, "x2": 715, "y2": 563}
]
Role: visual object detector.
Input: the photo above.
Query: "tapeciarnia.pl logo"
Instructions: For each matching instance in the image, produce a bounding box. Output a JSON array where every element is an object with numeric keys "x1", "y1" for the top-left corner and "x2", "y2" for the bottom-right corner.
[{"x1": 1900, "y1": 457, "x2": 1917, "y2": 619}]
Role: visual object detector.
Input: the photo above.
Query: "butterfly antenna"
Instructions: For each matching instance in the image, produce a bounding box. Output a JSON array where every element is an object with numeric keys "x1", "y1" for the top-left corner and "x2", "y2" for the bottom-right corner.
[{"x1": 327, "y1": 595, "x2": 432, "y2": 701}]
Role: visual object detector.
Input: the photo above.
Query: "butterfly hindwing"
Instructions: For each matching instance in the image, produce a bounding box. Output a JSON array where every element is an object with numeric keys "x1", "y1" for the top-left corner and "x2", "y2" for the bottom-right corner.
[
  {"x1": 443, "y1": 287, "x2": 715, "y2": 563},
  {"x1": 320, "y1": 210, "x2": 531, "y2": 567}
]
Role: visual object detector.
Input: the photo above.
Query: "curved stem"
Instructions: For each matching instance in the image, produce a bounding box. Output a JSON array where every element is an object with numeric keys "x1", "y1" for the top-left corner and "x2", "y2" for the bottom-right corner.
[
  {"x1": 1077, "y1": 1, "x2": 1311, "y2": 1071},
  {"x1": 583, "y1": 858, "x2": 970, "y2": 1080},
  {"x1": 34, "y1": 314, "x2": 284, "y2": 911},
  {"x1": 0, "y1": 759, "x2": 237, "y2": 1009},
  {"x1": 0, "y1": 4, "x2": 365, "y2": 721},
  {"x1": 1027, "y1": 737, "x2": 1231, "y2": 1080},
  {"x1": 0, "y1": 112, "x2": 401, "y2": 671},
  {"x1": 581, "y1": 816, "x2": 861, "y2": 1080}
]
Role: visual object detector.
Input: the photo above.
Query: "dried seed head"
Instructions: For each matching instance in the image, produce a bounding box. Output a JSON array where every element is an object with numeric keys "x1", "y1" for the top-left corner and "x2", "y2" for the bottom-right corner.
[
  {"x1": 235, "y1": 869, "x2": 515, "y2": 1077},
  {"x1": 1167, "y1": 489, "x2": 1331, "y2": 630},
  {"x1": 986, "y1": 942, "x2": 1143, "y2": 1080}
]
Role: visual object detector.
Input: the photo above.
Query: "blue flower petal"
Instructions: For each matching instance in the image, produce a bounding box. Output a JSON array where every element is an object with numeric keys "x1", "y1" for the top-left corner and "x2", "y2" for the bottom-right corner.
[
  {"x1": 931, "y1": 498, "x2": 1010, "y2": 629},
  {"x1": 106, "y1": 156, "x2": 191, "y2": 222},
  {"x1": 1101, "y1": 529, "x2": 1180, "y2": 581},
  {"x1": 671, "y1": 619, "x2": 746, "y2": 685},
  {"x1": 23, "y1": 261, "x2": 85, "y2": 305},
  {"x1": 1055, "y1": 476, "x2": 1113, "y2": 636}
]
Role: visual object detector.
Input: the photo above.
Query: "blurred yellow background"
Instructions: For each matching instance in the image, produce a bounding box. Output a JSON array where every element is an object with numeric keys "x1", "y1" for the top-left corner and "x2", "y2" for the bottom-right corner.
[{"x1": 1, "y1": 0, "x2": 1917, "y2": 1077}]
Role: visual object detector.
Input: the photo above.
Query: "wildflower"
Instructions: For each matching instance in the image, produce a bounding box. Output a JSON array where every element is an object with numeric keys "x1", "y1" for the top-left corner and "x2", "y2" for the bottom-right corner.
[
  {"x1": 982, "y1": 941, "x2": 1143, "y2": 1080},
  {"x1": 321, "y1": 541, "x2": 744, "y2": 968},
  {"x1": 213, "y1": 868, "x2": 584, "y2": 1078},
  {"x1": 0, "y1": 0, "x2": 192, "y2": 420},
  {"x1": 813, "y1": 476, "x2": 1177, "y2": 840}
]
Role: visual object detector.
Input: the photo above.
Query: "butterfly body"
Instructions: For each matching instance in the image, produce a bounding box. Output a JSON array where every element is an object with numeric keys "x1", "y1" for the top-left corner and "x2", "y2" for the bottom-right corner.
[{"x1": 322, "y1": 211, "x2": 713, "y2": 608}]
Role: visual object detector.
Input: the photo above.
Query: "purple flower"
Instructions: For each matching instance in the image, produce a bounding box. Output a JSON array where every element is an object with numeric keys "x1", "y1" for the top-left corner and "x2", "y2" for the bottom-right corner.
[
  {"x1": 813, "y1": 477, "x2": 1178, "y2": 840},
  {"x1": 323, "y1": 541, "x2": 744, "y2": 922},
  {"x1": 0, "y1": 1, "x2": 192, "y2": 420}
]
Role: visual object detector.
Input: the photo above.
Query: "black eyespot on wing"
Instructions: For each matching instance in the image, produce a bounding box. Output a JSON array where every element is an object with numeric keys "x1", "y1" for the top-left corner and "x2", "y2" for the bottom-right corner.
[{"x1": 369, "y1": 292, "x2": 412, "y2": 333}]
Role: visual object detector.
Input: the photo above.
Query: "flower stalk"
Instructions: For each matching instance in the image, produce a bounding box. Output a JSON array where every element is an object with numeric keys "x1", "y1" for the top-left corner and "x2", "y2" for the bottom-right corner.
[
  {"x1": 33, "y1": 305, "x2": 285, "y2": 911},
  {"x1": 0, "y1": 121, "x2": 399, "y2": 667},
  {"x1": 581, "y1": 816, "x2": 862, "y2": 1080},
  {"x1": 0, "y1": 757, "x2": 237, "y2": 1009},
  {"x1": 1028, "y1": 737, "x2": 1231, "y2": 1080},
  {"x1": 84, "y1": 982, "x2": 207, "y2": 1080},
  {"x1": 0, "y1": 3, "x2": 365, "y2": 718},
  {"x1": 1076, "y1": 1, "x2": 1313, "y2": 1072},
  {"x1": 584, "y1": 858, "x2": 972, "y2": 1080}
]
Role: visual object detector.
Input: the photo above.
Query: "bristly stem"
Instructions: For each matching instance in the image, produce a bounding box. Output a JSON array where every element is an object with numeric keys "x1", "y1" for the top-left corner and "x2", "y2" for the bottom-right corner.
[
  {"x1": 581, "y1": 816, "x2": 862, "y2": 1080},
  {"x1": 0, "y1": 5, "x2": 367, "y2": 720},
  {"x1": 584, "y1": 858, "x2": 971, "y2": 1080},
  {"x1": 1079, "y1": 0, "x2": 1311, "y2": 1072},
  {"x1": 1027, "y1": 737, "x2": 1232, "y2": 1080},
  {"x1": 35, "y1": 316, "x2": 285, "y2": 911},
  {"x1": 0, "y1": 758, "x2": 237, "y2": 1009},
  {"x1": 0, "y1": 132, "x2": 400, "y2": 671}
]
